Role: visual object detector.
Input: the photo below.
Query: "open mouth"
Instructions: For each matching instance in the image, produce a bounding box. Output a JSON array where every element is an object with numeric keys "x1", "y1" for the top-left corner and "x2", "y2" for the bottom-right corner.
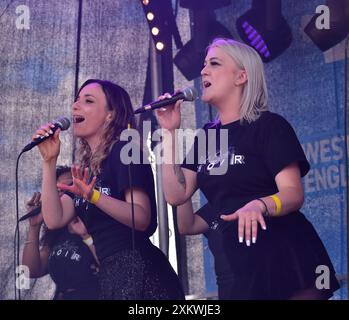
[
  {"x1": 72, "y1": 115, "x2": 85, "y2": 123},
  {"x1": 203, "y1": 81, "x2": 211, "y2": 88}
]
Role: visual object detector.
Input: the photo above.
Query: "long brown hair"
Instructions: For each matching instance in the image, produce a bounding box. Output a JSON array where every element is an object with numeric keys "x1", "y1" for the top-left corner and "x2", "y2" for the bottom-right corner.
[{"x1": 75, "y1": 79, "x2": 136, "y2": 175}]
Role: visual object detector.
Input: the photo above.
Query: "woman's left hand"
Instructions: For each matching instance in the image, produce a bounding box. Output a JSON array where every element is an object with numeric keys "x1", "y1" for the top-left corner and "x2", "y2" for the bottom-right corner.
[
  {"x1": 57, "y1": 165, "x2": 97, "y2": 201},
  {"x1": 220, "y1": 200, "x2": 267, "y2": 246}
]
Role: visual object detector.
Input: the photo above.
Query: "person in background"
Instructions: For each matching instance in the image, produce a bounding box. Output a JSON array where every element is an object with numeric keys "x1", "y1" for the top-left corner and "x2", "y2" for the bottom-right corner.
[{"x1": 22, "y1": 165, "x2": 99, "y2": 300}]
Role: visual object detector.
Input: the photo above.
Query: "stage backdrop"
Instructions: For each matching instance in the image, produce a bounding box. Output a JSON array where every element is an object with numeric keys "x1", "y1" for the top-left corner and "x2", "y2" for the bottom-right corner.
[{"x1": 0, "y1": 0, "x2": 347, "y2": 300}]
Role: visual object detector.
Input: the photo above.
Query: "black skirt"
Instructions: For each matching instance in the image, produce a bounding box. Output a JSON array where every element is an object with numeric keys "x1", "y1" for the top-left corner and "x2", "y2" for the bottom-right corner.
[
  {"x1": 97, "y1": 241, "x2": 185, "y2": 300},
  {"x1": 208, "y1": 211, "x2": 340, "y2": 300}
]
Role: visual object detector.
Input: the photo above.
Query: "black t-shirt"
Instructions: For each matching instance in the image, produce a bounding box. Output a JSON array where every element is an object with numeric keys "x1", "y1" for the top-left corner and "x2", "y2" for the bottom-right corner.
[
  {"x1": 48, "y1": 228, "x2": 98, "y2": 298},
  {"x1": 71, "y1": 140, "x2": 157, "y2": 261},
  {"x1": 182, "y1": 111, "x2": 310, "y2": 226}
]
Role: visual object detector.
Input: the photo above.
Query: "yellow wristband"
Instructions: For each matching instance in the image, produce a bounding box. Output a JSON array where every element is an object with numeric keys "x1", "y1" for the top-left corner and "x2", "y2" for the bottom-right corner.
[
  {"x1": 89, "y1": 189, "x2": 101, "y2": 204},
  {"x1": 270, "y1": 194, "x2": 282, "y2": 215}
]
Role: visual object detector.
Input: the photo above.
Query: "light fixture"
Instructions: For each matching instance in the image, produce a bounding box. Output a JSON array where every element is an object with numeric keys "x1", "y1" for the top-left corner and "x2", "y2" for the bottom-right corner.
[
  {"x1": 140, "y1": 0, "x2": 182, "y2": 53},
  {"x1": 156, "y1": 42, "x2": 164, "y2": 50},
  {"x1": 304, "y1": 0, "x2": 349, "y2": 52},
  {"x1": 174, "y1": 0, "x2": 232, "y2": 80},
  {"x1": 151, "y1": 27, "x2": 159, "y2": 36},
  {"x1": 236, "y1": 0, "x2": 292, "y2": 62},
  {"x1": 146, "y1": 12, "x2": 154, "y2": 21}
]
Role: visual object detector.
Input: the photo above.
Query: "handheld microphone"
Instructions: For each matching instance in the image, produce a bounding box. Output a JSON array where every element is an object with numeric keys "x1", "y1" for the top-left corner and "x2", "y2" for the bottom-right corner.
[
  {"x1": 134, "y1": 86, "x2": 198, "y2": 114},
  {"x1": 22, "y1": 117, "x2": 70, "y2": 153},
  {"x1": 19, "y1": 206, "x2": 41, "y2": 222}
]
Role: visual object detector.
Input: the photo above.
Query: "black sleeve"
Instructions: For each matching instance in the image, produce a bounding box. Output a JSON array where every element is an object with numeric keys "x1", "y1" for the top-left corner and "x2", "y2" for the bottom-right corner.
[
  {"x1": 194, "y1": 202, "x2": 214, "y2": 226},
  {"x1": 195, "y1": 202, "x2": 234, "y2": 234},
  {"x1": 181, "y1": 122, "x2": 216, "y2": 172},
  {"x1": 180, "y1": 134, "x2": 199, "y2": 172},
  {"x1": 119, "y1": 162, "x2": 155, "y2": 195},
  {"x1": 110, "y1": 141, "x2": 158, "y2": 236},
  {"x1": 110, "y1": 142, "x2": 155, "y2": 196},
  {"x1": 262, "y1": 114, "x2": 310, "y2": 178}
]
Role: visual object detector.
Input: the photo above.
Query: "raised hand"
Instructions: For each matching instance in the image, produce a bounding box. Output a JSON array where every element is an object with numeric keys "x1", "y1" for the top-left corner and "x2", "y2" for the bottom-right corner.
[
  {"x1": 25, "y1": 192, "x2": 43, "y2": 226},
  {"x1": 32, "y1": 123, "x2": 61, "y2": 162},
  {"x1": 155, "y1": 92, "x2": 182, "y2": 131},
  {"x1": 57, "y1": 165, "x2": 97, "y2": 201}
]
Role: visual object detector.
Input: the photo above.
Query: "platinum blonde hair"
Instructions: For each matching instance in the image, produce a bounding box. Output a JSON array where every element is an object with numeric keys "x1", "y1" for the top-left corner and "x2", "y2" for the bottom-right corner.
[{"x1": 208, "y1": 38, "x2": 268, "y2": 123}]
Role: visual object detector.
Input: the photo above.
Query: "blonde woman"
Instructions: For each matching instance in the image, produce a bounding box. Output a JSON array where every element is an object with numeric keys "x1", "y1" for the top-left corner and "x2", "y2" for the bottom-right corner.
[
  {"x1": 157, "y1": 38, "x2": 340, "y2": 299},
  {"x1": 33, "y1": 79, "x2": 184, "y2": 300}
]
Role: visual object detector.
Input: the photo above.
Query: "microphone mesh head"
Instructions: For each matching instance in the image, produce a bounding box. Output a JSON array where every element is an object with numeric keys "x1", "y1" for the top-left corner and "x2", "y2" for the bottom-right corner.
[
  {"x1": 55, "y1": 117, "x2": 70, "y2": 130},
  {"x1": 182, "y1": 87, "x2": 198, "y2": 101}
]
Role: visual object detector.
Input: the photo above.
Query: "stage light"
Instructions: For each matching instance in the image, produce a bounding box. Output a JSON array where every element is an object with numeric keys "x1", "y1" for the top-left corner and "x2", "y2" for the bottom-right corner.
[
  {"x1": 304, "y1": 0, "x2": 349, "y2": 52},
  {"x1": 140, "y1": 0, "x2": 182, "y2": 53},
  {"x1": 146, "y1": 12, "x2": 154, "y2": 21},
  {"x1": 156, "y1": 42, "x2": 164, "y2": 50},
  {"x1": 241, "y1": 22, "x2": 271, "y2": 59},
  {"x1": 236, "y1": 0, "x2": 292, "y2": 62},
  {"x1": 174, "y1": 0, "x2": 232, "y2": 80},
  {"x1": 152, "y1": 27, "x2": 159, "y2": 36}
]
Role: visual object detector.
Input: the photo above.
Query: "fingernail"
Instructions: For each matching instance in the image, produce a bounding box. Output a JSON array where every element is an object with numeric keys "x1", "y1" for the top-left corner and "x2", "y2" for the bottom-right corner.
[
  {"x1": 49, "y1": 129, "x2": 53, "y2": 134},
  {"x1": 239, "y1": 237, "x2": 243, "y2": 243},
  {"x1": 252, "y1": 237, "x2": 256, "y2": 244},
  {"x1": 262, "y1": 226, "x2": 267, "y2": 230},
  {"x1": 36, "y1": 135, "x2": 40, "y2": 138},
  {"x1": 220, "y1": 215, "x2": 225, "y2": 219},
  {"x1": 246, "y1": 240, "x2": 251, "y2": 246},
  {"x1": 45, "y1": 132, "x2": 50, "y2": 137}
]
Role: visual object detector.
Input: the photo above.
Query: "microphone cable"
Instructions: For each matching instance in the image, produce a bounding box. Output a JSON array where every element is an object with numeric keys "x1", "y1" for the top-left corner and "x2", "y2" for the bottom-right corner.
[
  {"x1": 344, "y1": 36, "x2": 348, "y2": 294},
  {"x1": 14, "y1": 150, "x2": 25, "y2": 300},
  {"x1": 127, "y1": 122, "x2": 137, "y2": 300}
]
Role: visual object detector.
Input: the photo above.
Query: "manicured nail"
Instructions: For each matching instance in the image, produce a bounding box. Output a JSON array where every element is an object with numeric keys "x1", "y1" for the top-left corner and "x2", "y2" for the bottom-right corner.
[
  {"x1": 239, "y1": 237, "x2": 243, "y2": 243},
  {"x1": 246, "y1": 240, "x2": 251, "y2": 246},
  {"x1": 262, "y1": 226, "x2": 267, "y2": 230},
  {"x1": 252, "y1": 237, "x2": 256, "y2": 244}
]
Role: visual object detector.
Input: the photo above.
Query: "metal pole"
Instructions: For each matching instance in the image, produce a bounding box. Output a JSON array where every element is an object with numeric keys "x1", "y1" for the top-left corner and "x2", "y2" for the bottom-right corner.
[
  {"x1": 344, "y1": 37, "x2": 348, "y2": 298},
  {"x1": 149, "y1": 37, "x2": 169, "y2": 257}
]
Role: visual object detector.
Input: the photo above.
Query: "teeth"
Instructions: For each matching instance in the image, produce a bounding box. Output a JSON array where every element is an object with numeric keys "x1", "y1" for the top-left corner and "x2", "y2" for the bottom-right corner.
[{"x1": 73, "y1": 116, "x2": 85, "y2": 123}]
